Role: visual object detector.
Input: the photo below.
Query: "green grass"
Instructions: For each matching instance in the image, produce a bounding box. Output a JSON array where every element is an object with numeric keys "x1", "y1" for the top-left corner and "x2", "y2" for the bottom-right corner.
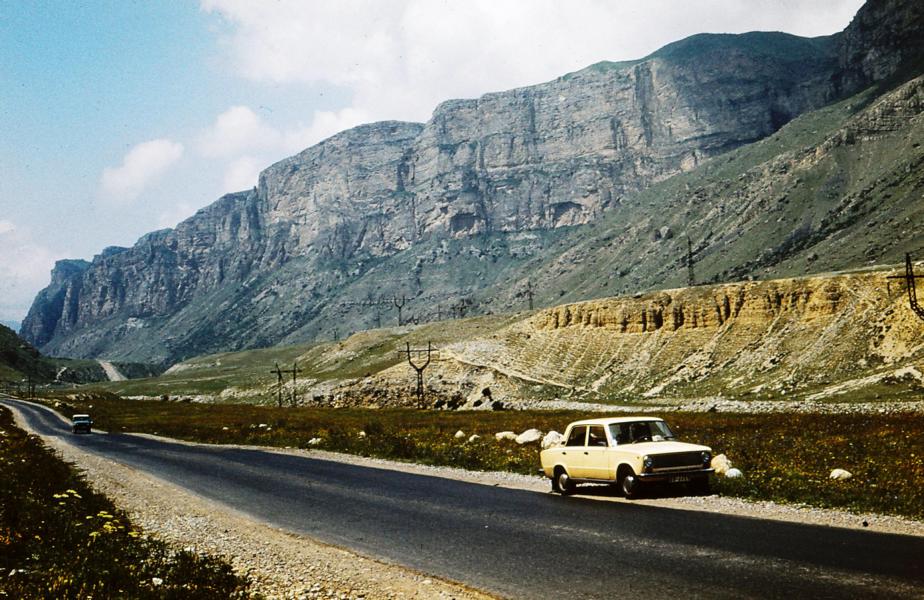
[
  {"x1": 0, "y1": 405, "x2": 253, "y2": 598},
  {"x1": 46, "y1": 392, "x2": 924, "y2": 520},
  {"x1": 92, "y1": 312, "x2": 526, "y2": 400}
]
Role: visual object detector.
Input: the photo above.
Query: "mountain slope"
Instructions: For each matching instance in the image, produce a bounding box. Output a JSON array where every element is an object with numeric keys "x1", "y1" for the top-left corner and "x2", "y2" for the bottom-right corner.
[
  {"x1": 96, "y1": 265, "x2": 924, "y2": 412},
  {"x1": 22, "y1": 0, "x2": 924, "y2": 366},
  {"x1": 0, "y1": 323, "x2": 53, "y2": 383}
]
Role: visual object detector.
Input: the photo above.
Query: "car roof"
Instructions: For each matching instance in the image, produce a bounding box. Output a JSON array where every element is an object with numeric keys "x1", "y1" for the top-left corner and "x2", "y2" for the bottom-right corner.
[
  {"x1": 72, "y1": 414, "x2": 91, "y2": 419},
  {"x1": 568, "y1": 416, "x2": 663, "y2": 427}
]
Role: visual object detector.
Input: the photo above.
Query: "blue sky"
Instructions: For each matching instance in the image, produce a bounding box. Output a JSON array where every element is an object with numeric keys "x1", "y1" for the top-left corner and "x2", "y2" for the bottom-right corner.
[{"x1": 0, "y1": 0, "x2": 865, "y2": 324}]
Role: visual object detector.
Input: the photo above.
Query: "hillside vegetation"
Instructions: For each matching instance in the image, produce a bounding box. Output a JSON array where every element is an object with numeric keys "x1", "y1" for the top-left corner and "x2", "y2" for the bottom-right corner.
[
  {"x1": 0, "y1": 406, "x2": 252, "y2": 597},
  {"x1": 43, "y1": 394, "x2": 924, "y2": 519},
  {"x1": 89, "y1": 262, "x2": 924, "y2": 415},
  {"x1": 0, "y1": 324, "x2": 54, "y2": 384},
  {"x1": 0, "y1": 323, "x2": 160, "y2": 387}
]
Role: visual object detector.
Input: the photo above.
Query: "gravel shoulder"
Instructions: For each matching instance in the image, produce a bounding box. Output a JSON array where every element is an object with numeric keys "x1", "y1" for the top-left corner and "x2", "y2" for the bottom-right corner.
[
  {"x1": 7, "y1": 402, "x2": 494, "y2": 600},
  {"x1": 9, "y1": 400, "x2": 924, "y2": 600}
]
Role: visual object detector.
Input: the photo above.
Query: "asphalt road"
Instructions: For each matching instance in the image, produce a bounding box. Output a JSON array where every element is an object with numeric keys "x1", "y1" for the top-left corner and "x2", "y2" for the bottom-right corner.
[{"x1": 4, "y1": 397, "x2": 924, "y2": 599}]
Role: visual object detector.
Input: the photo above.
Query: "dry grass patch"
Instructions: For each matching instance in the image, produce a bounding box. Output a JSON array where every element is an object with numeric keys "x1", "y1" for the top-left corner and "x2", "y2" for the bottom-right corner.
[{"x1": 45, "y1": 392, "x2": 924, "y2": 520}]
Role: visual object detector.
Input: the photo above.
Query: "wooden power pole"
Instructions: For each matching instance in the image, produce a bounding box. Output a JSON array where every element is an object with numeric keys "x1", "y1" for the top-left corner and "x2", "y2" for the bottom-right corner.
[
  {"x1": 398, "y1": 342, "x2": 437, "y2": 408},
  {"x1": 887, "y1": 252, "x2": 924, "y2": 321}
]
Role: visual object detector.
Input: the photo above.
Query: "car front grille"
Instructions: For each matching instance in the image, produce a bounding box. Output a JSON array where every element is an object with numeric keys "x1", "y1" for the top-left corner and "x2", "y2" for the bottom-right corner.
[{"x1": 650, "y1": 452, "x2": 703, "y2": 471}]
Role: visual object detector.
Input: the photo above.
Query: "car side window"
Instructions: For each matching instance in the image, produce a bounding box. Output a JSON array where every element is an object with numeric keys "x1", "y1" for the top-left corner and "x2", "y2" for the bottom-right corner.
[
  {"x1": 588, "y1": 425, "x2": 608, "y2": 447},
  {"x1": 611, "y1": 424, "x2": 629, "y2": 445},
  {"x1": 566, "y1": 426, "x2": 587, "y2": 446}
]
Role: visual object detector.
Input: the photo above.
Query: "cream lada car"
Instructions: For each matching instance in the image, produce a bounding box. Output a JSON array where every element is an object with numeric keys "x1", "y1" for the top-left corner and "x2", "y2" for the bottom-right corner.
[{"x1": 540, "y1": 417, "x2": 713, "y2": 498}]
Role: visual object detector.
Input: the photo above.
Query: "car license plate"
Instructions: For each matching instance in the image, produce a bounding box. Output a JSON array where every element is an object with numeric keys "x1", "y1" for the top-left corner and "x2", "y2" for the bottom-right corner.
[{"x1": 670, "y1": 475, "x2": 691, "y2": 483}]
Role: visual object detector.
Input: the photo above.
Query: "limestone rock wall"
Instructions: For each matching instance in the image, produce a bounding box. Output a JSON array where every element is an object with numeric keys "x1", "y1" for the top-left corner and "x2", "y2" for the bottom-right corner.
[
  {"x1": 443, "y1": 271, "x2": 923, "y2": 400},
  {"x1": 20, "y1": 0, "x2": 924, "y2": 364}
]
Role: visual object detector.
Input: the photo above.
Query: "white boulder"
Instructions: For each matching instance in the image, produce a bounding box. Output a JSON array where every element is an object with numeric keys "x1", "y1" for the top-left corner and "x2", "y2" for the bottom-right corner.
[
  {"x1": 712, "y1": 454, "x2": 732, "y2": 476},
  {"x1": 515, "y1": 428, "x2": 543, "y2": 445},
  {"x1": 454, "y1": 430, "x2": 466, "y2": 439},
  {"x1": 541, "y1": 431, "x2": 564, "y2": 449},
  {"x1": 468, "y1": 434, "x2": 481, "y2": 443},
  {"x1": 307, "y1": 437, "x2": 323, "y2": 446},
  {"x1": 725, "y1": 468, "x2": 744, "y2": 479},
  {"x1": 495, "y1": 431, "x2": 517, "y2": 441},
  {"x1": 830, "y1": 468, "x2": 853, "y2": 481}
]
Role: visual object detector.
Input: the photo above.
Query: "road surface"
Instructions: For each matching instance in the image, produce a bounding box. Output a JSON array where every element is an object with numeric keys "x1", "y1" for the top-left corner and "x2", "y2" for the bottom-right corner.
[
  {"x1": 3, "y1": 397, "x2": 923, "y2": 599},
  {"x1": 97, "y1": 360, "x2": 126, "y2": 381}
]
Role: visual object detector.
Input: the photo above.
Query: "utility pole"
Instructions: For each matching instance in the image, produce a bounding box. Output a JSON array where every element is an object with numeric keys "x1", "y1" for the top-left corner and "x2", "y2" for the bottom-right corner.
[
  {"x1": 526, "y1": 280, "x2": 534, "y2": 311},
  {"x1": 398, "y1": 342, "x2": 437, "y2": 408},
  {"x1": 393, "y1": 294, "x2": 406, "y2": 326},
  {"x1": 21, "y1": 374, "x2": 35, "y2": 399},
  {"x1": 687, "y1": 237, "x2": 695, "y2": 288},
  {"x1": 270, "y1": 363, "x2": 285, "y2": 408},
  {"x1": 290, "y1": 361, "x2": 301, "y2": 407},
  {"x1": 270, "y1": 362, "x2": 301, "y2": 406},
  {"x1": 887, "y1": 252, "x2": 924, "y2": 321},
  {"x1": 454, "y1": 297, "x2": 471, "y2": 319}
]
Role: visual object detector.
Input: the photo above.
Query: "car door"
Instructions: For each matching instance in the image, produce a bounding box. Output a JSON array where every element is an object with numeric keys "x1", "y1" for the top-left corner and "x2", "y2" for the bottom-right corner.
[
  {"x1": 561, "y1": 425, "x2": 589, "y2": 478},
  {"x1": 583, "y1": 425, "x2": 610, "y2": 480}
]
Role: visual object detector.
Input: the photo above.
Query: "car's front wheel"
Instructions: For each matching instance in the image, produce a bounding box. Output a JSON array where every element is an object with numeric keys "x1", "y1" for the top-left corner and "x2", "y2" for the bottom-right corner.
[
  {"x1": 620, "y1": 470, "x2": 641, "y2": 499},
  {"x1": 552, "y1": 468, "x2": 575, "y2": 495}
]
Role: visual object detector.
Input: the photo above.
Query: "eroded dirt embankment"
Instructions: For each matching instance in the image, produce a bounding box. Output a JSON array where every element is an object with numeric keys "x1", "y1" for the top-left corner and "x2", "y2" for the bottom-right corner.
[{"x1": 408, "y1": 269, "x2": 924, "y2": 407}]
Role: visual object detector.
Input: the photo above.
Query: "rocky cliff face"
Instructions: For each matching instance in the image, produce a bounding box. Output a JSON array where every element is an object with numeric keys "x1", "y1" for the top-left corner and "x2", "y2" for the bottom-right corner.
[
  {"x1": 20, "y1": 259, "x2": 89, "y2": 348},
  {"x1": 21, "y1": 0, "x2": 924, "y2": 366},
  {"x1": 837, "y1": 0, "x2": 924, "y2": 91}
]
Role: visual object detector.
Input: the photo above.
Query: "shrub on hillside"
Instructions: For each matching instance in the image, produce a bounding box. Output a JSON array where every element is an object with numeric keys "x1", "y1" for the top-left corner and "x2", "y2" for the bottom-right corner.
[{"x1": 0, "y1": 407, "x2": 252, "y2": 598}]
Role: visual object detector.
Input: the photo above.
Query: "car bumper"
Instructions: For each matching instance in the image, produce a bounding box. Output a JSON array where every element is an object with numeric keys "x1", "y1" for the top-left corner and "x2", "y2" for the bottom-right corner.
[{"x1": 638, "y1": 468, "x2": 713, "y2": 483}]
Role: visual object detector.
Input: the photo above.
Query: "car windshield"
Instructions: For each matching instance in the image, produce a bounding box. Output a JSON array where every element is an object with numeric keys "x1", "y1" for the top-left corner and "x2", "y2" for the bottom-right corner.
[
  {"x1": 73, "y1": 417, "x2": 90, "y2": 423},
  {"x1": 609, "y1": 421, "x2": 674, "y2": 444}
]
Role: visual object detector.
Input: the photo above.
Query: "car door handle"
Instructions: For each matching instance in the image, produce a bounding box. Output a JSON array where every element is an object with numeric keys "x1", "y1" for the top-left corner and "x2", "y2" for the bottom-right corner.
[{"x1": 584, "y1": 451, "x2": 589, "y2": 455}]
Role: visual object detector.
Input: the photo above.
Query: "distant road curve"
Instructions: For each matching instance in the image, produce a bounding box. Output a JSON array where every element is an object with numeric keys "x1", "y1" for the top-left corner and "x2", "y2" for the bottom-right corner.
[
  {"x1": 97, "y1": 360, "x2": 126, "y2": 381},
  {"x1": 2, "y1": 397, "x2": 923, "y2": 599}
]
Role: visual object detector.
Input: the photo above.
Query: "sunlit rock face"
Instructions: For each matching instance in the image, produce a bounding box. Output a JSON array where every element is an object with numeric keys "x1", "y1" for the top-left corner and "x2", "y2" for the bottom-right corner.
[{"x1": 21, "y1": 0, "x2": 924, "y2": 365}]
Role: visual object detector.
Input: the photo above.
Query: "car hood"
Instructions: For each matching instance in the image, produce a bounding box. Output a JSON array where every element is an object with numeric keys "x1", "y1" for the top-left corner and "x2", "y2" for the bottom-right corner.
[{"x1": 616, "y1": 440, "x2": 710, "y2": 455}]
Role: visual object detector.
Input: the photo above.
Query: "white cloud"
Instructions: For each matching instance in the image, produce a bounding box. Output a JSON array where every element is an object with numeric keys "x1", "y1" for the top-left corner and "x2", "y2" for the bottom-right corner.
[
  {"x1": 100, "y1": 139, "x2": 185, "y2": 201},
  {"x1": 157, "y1": 202, "x2": 199, "y2": 230},
  {"x1": 201, "y1": 0, "x2": 865, "y2": 125},
  {"x1": 222, "y1": 155, "x2": 263, "y2": 192},
  {"x1": 198, "y1": 106, "x2": 282, "y2": 158},
  {"x1": 280, "y1": 107, "x2": 371, "y2": 153},
  {"x1": 197, "y1": 105, "x2": 372, "y2": 194},
  {"x1": 0, "y1": 221, "x2": 64, "y2": 323},
  {"x1": 193, "y1": 0, "x2": 863, "y2": 197}
]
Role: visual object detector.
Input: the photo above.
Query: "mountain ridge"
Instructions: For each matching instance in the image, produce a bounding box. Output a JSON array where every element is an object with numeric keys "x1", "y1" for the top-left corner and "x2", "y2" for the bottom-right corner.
[{"x1": 21, "y1": 0, "x2": 924, "y2": 366}]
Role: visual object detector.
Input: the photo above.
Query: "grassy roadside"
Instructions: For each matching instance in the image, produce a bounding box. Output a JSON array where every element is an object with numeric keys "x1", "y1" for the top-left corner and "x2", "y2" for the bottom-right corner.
[
  {"x1": 0, "y1": 405, "x2": 254, "y2": 599},
  {"x1": 43, "y1": 392, "x2": 924, "y2": 521}
]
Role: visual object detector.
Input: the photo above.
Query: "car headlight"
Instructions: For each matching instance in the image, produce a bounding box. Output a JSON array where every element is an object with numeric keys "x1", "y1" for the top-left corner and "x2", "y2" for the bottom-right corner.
[
  {"x1": 643, "y1": 455, "x2": 654, "y2": 472},
  {"x1": 701, "y1": 451, "x2": 712, "y2": 466}
]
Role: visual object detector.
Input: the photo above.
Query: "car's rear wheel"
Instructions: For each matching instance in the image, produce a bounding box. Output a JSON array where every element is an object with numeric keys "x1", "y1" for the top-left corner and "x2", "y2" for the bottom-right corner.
[{"x1": 552, "y1": 468, "x2": 575, "y2": 495}]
